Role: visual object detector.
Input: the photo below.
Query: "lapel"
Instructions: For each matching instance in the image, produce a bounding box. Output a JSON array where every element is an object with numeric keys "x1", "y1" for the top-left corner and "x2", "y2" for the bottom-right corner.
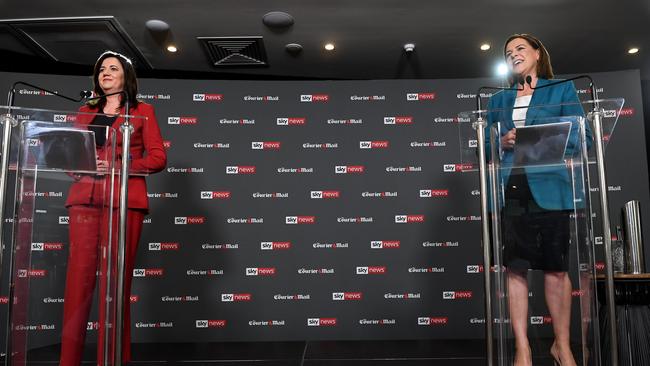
[{"x1": 526, "y1": 78, "x2": 550, "y2": 125}]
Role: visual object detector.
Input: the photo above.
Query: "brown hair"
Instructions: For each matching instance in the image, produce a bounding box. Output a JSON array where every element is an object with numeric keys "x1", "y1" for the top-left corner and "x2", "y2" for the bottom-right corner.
[
  {"x1": 89, "y1": 51, "x2": 139, "y2": 112},
  {"x1": 503, "y1": 33, "x2": 554, "y2": 85}
]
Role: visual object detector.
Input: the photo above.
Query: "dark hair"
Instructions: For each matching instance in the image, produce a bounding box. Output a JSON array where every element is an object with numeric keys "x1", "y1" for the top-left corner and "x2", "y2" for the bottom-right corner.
[
  {"x1": 503, "y1": 33, "x2": 554, "y2": 85},
  {"x1": 89, "y1": 51, "x2": 139, "y2": 112}
]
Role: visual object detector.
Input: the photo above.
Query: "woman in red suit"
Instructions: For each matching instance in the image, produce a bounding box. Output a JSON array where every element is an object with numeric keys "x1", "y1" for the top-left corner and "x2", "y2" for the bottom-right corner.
[{"x1": 60, "y1": 51, "x2": 167, "y2": 366}]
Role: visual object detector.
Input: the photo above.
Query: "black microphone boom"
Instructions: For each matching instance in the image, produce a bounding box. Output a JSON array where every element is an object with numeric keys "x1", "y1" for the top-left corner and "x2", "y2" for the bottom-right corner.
[{"x1": 7, "y1": 81, "x2": 89, "y2": 107}]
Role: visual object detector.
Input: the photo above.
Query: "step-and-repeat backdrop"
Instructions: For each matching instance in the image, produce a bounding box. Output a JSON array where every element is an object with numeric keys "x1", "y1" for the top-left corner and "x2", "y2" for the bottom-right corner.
[{"x1": 0, "y1": 69, "x2": 647, "y2": 345}]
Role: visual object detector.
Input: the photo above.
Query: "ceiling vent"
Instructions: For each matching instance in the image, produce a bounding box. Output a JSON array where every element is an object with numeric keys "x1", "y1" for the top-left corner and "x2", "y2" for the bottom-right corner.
[
  {"x1": 198, "y1": 36, "x2": 268, "y2": 67},
  {"x1": 0, "y1": 16, "x2": 152, "y2": 69}
]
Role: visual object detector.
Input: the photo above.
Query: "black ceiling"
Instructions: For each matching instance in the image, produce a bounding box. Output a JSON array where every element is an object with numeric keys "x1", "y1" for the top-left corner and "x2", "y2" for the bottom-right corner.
[{"x1": 0, "y1": 0, "x2": 648, "y2": 80}]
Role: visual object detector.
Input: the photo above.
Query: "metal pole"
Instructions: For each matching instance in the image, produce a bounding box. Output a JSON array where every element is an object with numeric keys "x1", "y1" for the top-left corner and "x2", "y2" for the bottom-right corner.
[
  {"x1": 474, "y1": 116, "x2": 493, "y2": 366},
  {"x1": 114, "y1": 100, "x2": 132, "y2": 366},
  {"x1": 591, "y1": 109, "x2": 618, "y2": 365}
]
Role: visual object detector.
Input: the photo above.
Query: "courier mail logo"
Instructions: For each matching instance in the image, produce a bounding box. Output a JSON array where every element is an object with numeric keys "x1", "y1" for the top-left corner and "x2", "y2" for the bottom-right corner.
[
  {"x1": 167, "y1": 116, "x2": 198, "y2": 125},
  {"x1": 370, "y1": 240, "x2": 401, "y2": 249},
  {"x1": 225, "y1": 166, "x2": 256, "y2": 174},
  {"x1": 286, "y1": 216, "x2": 316, "y2": 224},
  {"x1": 335, "y1": 165, "x2": 365, "y2": 174},
  {"x1": 261, "y1": 241, "x2": 292, "y2": 250},
  {"x1": 332, "y1": 292, "x2": 363, "y2": 300},
  {"x1": 133, "y1": 268, "x2": 164, "y2": 277},
  {"x1": 307, "y1": 318, "x2": 337, "y2": 327},
  {"x1": 252, "y1": 141, "x2": 281, "y2": 150},
  {"x1": 300, "y1": 94, "x2": 329, "y2": 102},
  {"x1": 174, "y1": 216, "x2": 206, "y2": 225},
  {"x1": 442, "y1": 290, "x2": 473, "y2": 300},
  {"x1": 384, "y1": 116, "x2": 414, "y2": 125},
  {"x1": 200, "y1": 191, "x2": 231, "y2": 200},
  {"x1": 394, "y1": 215, "x2": 425, "y2": 223},
  {"x1": 419, "y1": 189, "x2": 449, "y2": 198},
  {"x1": 418, "y1": 317, "x2": 448, "y2": 326},
  {"x1": 245, "y1": 267, "x2": 277, "y2": 276},
  {"x1": 53, "y1": 114, "x2": 76, "y2": 123},
  {"x1": 192, "y1": 93, "x2": 223, "y2": 102},
  {"x1": 221, "y1": 293, "x2": 252, "y2": 302},
  {"x1": 310, "y1": 191, "x2": 340, "y2": 199},
  {"x1": 195, "y1": 320, "x2": 226, "y2": 328},
  {"x1": 277, "y1": 117, "x2": 307, "y2": 125},
  {"x1": 359, "y1": 140, "x2": 389, "y2": 149},
  {"x1": 356, "y1": 266, "x2": 387, "y2": 275},
  {"x1": 406, "y1": 92, "x2": 436, "y2": 101},
  {"x1": 31, "y1": 242, "x2": 64, "y2": 251}
]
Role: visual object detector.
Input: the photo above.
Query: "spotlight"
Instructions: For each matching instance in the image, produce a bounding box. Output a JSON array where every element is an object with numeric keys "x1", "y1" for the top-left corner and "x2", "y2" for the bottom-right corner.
[
  {"x1": 167, "y1": 45, "x2": 178, "y2": 53},
  {"x1": 496, "y1": 63, "x2": 508, "y2": 76},
  {"x1": 628, "y1": 47, "x2": 639, "y2": 54},
  {"x1": 480, "y1": 44, "x2": 491, "y2": 51},
  {"x1": 324, "y1": 43, "x2": 335, "y2": 51},
  {"x1": 403, "y1": 43, "x2": 415, "y2": 53}
]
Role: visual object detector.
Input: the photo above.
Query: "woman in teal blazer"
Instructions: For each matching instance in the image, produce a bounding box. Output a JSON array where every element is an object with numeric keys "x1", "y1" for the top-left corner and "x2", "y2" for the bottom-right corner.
[{"x1": 486, "y1": 34, "x2": 592, "y2": 366}]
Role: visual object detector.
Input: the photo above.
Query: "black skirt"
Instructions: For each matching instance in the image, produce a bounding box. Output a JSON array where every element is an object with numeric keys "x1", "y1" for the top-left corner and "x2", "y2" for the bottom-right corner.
[{"x1": 501, "y1": 169, "x2": 571, "y2": 271}]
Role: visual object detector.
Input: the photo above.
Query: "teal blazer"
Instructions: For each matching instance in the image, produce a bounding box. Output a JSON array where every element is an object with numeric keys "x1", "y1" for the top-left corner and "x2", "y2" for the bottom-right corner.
[{"x1": 485, "y1": 78, "x2": 592, "y2": 210}]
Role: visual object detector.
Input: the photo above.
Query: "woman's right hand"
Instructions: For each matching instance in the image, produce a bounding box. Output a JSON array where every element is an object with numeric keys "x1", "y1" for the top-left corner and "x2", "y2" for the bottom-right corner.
[
  {"x1": 96, "y1": 159, "x2": 109, "y2": 172},
  {"x1": 501, "y1": 128, "x2": 516, "y2": 150}
]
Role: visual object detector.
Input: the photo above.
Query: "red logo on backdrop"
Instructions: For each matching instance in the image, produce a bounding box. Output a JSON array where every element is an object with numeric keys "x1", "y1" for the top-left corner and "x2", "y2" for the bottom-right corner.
[
  {"x1": 200, "y1": 191, "x2": 231, "y2": 200},
  {"x1": 31, "y1": 242, "x2": 64, "y2": 251},
  {"x1": 225, "y1": 166, "x2": 256, "y2": 174},
  {"x1": 167, "y1": 116, "x2": 198, "y2": 125},
  {"x1": 18, "y1": 269, "x2": 47, "y2": 278},
  {"x1": 307, "y1": 318, "x2": 337, "y2": 326},
  {"x1": 300, "y1": 94, "x2": 329, "y2": 102},
  {"x1": 130, "y1": 295, "x2": 139, "y2": 303},
  {"x1": 252, "y1": 141, "x2": 281, "y2": 150},
  {"x1": 53, "y1": 114, "x2": 76, "y2": 123},
  {"x1": 310, "y1": 190, "x2": 341, "y2": 199},
  {"x1": 595, "y1": 262, "x2": 605, "y2": 270},
  {"x1": 384, "y1": 116, "x2": 413, "y2": 125},
  {"x1": 395, "y1": 215, "x2": 425, "y2": 223},
  {"x1": 442, "y1": 291, "x2": 473, "y2": 299},
  {"x1": 261, "y1": 241, "x2": 292, "y2": 250},
  {"x1": 420, "y1": 189, "x2": 449, "y2": 197},
  {"x1": 618, "y1": 107, "x2": 635, "y2": 117},
  {"x1": 332, "y1": 292, "x2": 363, "y2": 300},
  {"x1": 571, "y1": 290, "x2": 585, "y2": 297},
  {"x1": 285, "y1": 216, "x2": 316, "y2": 224},
  {"x1": 407, "y1": 92, "x2": 436, "y2": 101},
  {"x1": 418, "y1": 317, "x2": 448, "y2": 326},
  {"x1": 277, "y1": 117, "x2": 307, "y2": 125},
  {"x1": 246, "y1": 267, "x2": 277, "y2": 276},
  {"x1": 133, "y1": 268, "x2": 164, "y2": 277},
  {"x1": 193, "y1": 94, "x2": 223, "y2": 102},
  {"x1": 370, "y1": 240, "x2": 400, "y2": 249},
  {"x1": 196, "y1": 320, "x2": 227, "y2": 328},
  {"x1": 0, "y1": 297, "x2": 9, "y2": 304},
  {"x1": 221, "y1": 293, "x2": 252, "y2": 302},
  {"x1": 148, "y1": 242, "x2": 180, "y2": 251},
  {"x1": 174, "y1": 216, "x2": 206, "y2": 225},
  {"x1": 335, "y1": 165, "x2": 365, "y2": 174},
  {"x1": 163, "y1": 140, "x2": 172, "y2": 149},
  {"x1": 530, "y1": 316, "x2": 553, "y2": 325},
  {"x1": 359, "y1": 140, "x2": 389, "y2": 149},
  {"x1": 356, "y1": 266, "x2": 387, "y2": 274}
]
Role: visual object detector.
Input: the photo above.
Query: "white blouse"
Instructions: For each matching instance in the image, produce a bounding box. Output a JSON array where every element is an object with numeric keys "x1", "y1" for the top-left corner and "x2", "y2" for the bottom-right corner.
[{"x1": 512, "y1": 95, "x2": 532, "y2": 128}]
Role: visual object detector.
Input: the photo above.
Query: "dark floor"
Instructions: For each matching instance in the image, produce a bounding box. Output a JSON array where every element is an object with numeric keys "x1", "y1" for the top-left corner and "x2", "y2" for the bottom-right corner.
[{"x1": 5, "y1": 339, "x2": 569, "y2": 365}]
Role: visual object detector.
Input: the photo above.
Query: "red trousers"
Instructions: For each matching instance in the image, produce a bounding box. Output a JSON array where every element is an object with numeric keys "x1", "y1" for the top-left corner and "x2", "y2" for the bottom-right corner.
[{"x1": 60, "y1": 205, "x2": 144, "y2": 366}]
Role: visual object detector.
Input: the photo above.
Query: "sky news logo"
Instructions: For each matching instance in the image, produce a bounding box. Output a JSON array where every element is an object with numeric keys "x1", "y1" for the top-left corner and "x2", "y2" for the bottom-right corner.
[
  {"x1": 31, "y1": 242, "x2": 64, "y2": 251},
  {"x1": 335, "y1": 165, "x2": 365, "y2": 174},
  {"x1": 148, "y1": 242, "x2": 180, "y2": 251},
  {"x1": 356, "y1": 266, "x2": 387, "y2": 275},
  {"x1": 133, "y1": 268, "x2": 164, "y2": 277},
  {"x1": 226, "y1": 166, "x2": 256, "y2": 174},
  {"x1": 307, "y1": 318, "x2": 337, "y2": 327},
  {"x1": 359, "y1": 140, "x2": 389, "y2": 149},
  {"x1": 466, "y1": 265, "x2": 484, "y2": 273},
  {"x1": 407, "y1": 92, "x2": 436, "y2": 101},
  {"x1": 332, "y1": 292, "x2": 363, "y2": 301},
  {"x1": 193, "y1": 93, "x2": 223, "y2": 102},
  {"x1": 311, "y1": 190, "x2": 340, "y2": 199},
  {"x1": 201, "y1": 191, "x2": 231, "y2": 199},
  {"x1": 195, "y1": 320, "x2": 226, "y2": 328},
  {"x1": 17, "y1": 269, "x2": 47, "y2": 278},
  {"x1": 277, "y1": 117, "x2": 307, "y2": 125},
  {"x1": 167, "y1": 116, "x2": 198, "y2": 125},
  {"x1": 384, "y1": 116, "x2": 413, "y2": 125},
  {"x1": 395, "y1": 215, "x2": 425, "y2": 223},
  {"x1": 58, "y1": 216, "x2": 69, "y2": 225},
  {"x1": 530, "y1": 316, "x2": 553, "y2": 325},
  {"x1": 261, "y1": 241, "x2": 291, "y2": 250},
  {"x1": 286, "y1": 216, "x2": 316, "y2": 224},
  {"x1": 221, "y1": 293, "x2": 252, "y2": 302},
  {"x1": 370, "y1": 240, "x2": 401, "y2": 249},
  {"x1": 443, "y1": 163, "x2": 474, "y2": 172},
  {"x1": 53, "y1": 114, "x2": 76, "y2": 122},
  {"x1": 300, "y1": 94, "x2": 329, "y2": 102},
  {"x1": 252, "y1": 141, "x2": 281, "y2": 150},
  {"x1": 418, "y1": 317, "x2": 448, "y2": 326},
  {"x1": 442, "y1": 291, "x2": 473, "y2": 300},
  {"x1": 419, "y1": 189, "x2": 449, "y2": 197},
  {"x1": 246, "y1": 267, "x2": 277, "y2": 276},
  {"x1": 174, "y1": 216, "x2": 206, "y2": 225}
]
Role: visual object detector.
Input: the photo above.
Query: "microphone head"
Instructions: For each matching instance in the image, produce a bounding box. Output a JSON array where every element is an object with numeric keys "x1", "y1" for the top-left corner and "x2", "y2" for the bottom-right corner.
[
  {"x1": 79, "y1": 90, "x2": 93, "y2": 99},
  {"x1": 525, "y1": 75, "x2": 532, "y2": 86}
]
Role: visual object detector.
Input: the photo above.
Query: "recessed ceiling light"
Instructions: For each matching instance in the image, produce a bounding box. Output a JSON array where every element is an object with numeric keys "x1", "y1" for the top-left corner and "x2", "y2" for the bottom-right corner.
[
  {"x1": 324, "y1": 43, "x2": 335, "y2": 51},
  {"x1": 480, "y1": 43, "x2": 491, "y2": 51},
  {"x1": 167, "y1": 45, "x2": 178, "y2": 53},
  {"x1": 496, "y1": 63, "x2": 508, "y2": 76},
  {"x1": 628, "y1": 47, "x2": 639, "y2": 54}
]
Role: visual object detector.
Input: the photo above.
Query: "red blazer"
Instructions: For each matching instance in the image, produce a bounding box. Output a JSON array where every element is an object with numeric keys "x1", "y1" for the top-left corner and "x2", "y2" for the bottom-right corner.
[{"x1": 65, "y1": 102, "x2": 167, "y2": 212}]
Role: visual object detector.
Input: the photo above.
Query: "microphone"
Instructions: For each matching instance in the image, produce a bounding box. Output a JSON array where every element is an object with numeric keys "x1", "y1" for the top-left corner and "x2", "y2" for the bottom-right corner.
[
  {"x1": 522, "y1": 74, "x2": 598, "y2": 102},
  {"x1": 6, "y1": 81, "x2": 89, "y2": 107},
  {"x1": 475, "y1": 81, "x2": 524, "y2": 113},
  {"x1": 79, "y1": 90, "x2": 93, "y2": 99}
]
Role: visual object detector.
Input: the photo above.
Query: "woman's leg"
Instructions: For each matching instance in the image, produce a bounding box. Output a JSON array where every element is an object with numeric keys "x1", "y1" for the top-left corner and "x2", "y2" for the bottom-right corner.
[
  {"x1": 508, "y1": 270, "x2": 532, "y2": 365},
  {"x1": 545, "y1": 271, "x2": 576, "y2": 365}
]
